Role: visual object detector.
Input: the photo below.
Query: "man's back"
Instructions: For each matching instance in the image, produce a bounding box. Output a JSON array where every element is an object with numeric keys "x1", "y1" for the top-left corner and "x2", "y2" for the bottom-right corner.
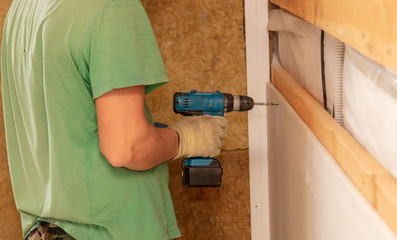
[{"x1": 2, "y1": 0, "x2": 180, "y2": 239}]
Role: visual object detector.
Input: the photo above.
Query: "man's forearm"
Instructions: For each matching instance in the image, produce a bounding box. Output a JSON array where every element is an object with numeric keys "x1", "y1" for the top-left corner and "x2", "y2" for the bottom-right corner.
[{"x1": 122, "y1": 125, "x2": 179, "y2": 171}]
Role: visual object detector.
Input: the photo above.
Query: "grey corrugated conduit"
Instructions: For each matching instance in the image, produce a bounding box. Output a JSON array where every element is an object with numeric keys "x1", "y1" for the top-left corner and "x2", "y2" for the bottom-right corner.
[
  {"x1": 332, "y1": 39, "x2": 345, "y2": 126},
  {"x1": 324, "y1": 33, "x2": 345, "y2": 126}
]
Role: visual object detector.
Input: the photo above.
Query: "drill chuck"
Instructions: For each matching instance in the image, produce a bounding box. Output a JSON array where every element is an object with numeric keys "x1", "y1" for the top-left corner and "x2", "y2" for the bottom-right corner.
[{"x1": 228, "y1": 94, "x2": 255, "y2": 112}]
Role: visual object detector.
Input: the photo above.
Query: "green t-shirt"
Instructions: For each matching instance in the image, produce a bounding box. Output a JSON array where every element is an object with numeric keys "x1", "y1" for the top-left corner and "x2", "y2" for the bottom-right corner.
[{"x1": 1, "y1": 0, "x2": 180, "y2": 239}]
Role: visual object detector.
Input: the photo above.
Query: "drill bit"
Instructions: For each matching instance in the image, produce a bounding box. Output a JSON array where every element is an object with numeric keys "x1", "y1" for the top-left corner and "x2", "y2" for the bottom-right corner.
[{"x1": 254, "y1": 102, "x2": 278, "y2": 106}]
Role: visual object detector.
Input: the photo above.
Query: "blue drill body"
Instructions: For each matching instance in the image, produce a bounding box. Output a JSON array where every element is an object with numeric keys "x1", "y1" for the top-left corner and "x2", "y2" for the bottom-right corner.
[
  {"x1": 174, "y1": 90, "x2": 226, "y2": 116},
  {"x1": 173, "y1": 90, "x2": 255, "y2": 187}
]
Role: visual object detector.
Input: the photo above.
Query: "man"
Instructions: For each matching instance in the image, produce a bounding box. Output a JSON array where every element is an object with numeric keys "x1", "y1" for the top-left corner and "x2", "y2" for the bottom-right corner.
[{"x1": 1, "y1": 0, "x2": 227, "y2": 239}]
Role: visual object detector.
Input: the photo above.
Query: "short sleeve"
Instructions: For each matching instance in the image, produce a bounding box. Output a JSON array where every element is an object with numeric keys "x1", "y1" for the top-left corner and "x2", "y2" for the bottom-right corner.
[{"x1": 87, "y1": 0, "x2": 169, "y2": 99}]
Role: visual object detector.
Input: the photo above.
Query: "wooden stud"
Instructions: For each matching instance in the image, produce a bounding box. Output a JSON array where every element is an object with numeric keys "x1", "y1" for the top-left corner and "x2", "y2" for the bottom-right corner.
[
  {"x1": 270, "y1": 0, "x2": 397, "y2": 74},
  {"x1": 376, "y1": 174, "x2": 397, "y2": 235}
]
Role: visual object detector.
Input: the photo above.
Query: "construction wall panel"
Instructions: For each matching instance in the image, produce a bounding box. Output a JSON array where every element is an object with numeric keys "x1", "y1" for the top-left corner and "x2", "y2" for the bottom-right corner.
[
  {"x1": 142, "y1": 0, "x2": 248, "y2": 151},
  {"x1": 267, "y1": 82, "x2": 396, "y2": 240},
  {"x1": 169, "y1": 150, "x2": 250, "y2": 240},
  {"x1": 141, "y1": 1, "x2": 251, "y2": 239}
]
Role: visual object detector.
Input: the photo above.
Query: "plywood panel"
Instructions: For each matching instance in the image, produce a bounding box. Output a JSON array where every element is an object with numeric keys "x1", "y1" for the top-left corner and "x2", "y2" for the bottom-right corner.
[
  {"x1": 267, "y1": 82, "x2": 396, "y2": 240},
  {"x1": 168, "y1": 150, "x2": 251, "y2": 240},
  {"x1": 0, "y1": 0, "x2": 23, "y2": 239},
  {"x1": 141, "y1": 1, "x2": 251, "y2": 239},
  {"x1": 270, "y1": 0, "x2": 397, "y2": 74},
  {"x1": 142, "y1": 0, "x2": 248, "y2": 151}
]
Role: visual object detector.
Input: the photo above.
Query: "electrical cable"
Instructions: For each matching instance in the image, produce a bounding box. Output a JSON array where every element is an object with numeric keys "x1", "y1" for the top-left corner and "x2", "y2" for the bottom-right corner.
[{"x1": 321, "y1": 30, "x2": 327, "y2": 111}]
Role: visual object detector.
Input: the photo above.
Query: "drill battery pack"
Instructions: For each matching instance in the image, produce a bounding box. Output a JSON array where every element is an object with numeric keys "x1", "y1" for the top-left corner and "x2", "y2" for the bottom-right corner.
[{"x1": 181, "y1": 157, "x2": 223, "y2": 187}]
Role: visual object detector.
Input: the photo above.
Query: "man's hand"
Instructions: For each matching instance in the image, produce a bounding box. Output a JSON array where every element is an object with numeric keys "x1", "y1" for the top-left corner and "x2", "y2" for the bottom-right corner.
[{"x1": 171, "y1": 116, "x2": 228, "y2": 159}]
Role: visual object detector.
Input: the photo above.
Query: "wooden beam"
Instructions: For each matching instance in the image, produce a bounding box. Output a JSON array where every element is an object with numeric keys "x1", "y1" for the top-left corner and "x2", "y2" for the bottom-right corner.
[
  {"x1": 271, "y1": 64, "x2": 397, "y2": 235},
  {"x1": 270, "y1": 0, "x2": 397, "y2": 74},
  {"x1": 376, "y1": 175, "x2": 397, "y2": 235}
]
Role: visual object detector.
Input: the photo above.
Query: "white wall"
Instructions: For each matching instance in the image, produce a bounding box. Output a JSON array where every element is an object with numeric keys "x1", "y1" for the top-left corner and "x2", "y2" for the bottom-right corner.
[
  {"x1": 245, "y1": 0, "x2": 270, "y2": 239},
  {"x1": 266, "y1": 82, "x2": 396, "y2": 240}
]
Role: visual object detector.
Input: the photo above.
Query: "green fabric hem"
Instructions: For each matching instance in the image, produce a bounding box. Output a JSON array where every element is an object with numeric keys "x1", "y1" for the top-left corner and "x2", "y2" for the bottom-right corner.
[
  {"x1": 25, "y1": 218, "x2": 181, "y2": 240},
  {"x1": 24, "y1": 221, "x2": 40, "y2": 240},
  {"x1": 167, "y1": 229, "x2": 182, "y2": 240},
  {"x1": 92, "y1": 74, "x2": 169, "y2": 99}
]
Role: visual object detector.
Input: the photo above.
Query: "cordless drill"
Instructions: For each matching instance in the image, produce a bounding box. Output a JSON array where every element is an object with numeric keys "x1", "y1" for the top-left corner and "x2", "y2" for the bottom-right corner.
[{"x1": 173, "y1": 90, "x2": 272, "y2": 187}]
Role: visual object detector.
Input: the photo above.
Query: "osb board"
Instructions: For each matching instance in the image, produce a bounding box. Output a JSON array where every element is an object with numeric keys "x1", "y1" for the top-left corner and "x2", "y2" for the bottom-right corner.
[
  {"x1": 168, "y1": 150, "x2": 251, "y2": 240},
  {"x1": 270, "y1": 0, "x2": 397, "y2": 74},
  {"x1": 141, "y1": 0, "x2": 248, "y2": 151},
  {"x1": 0, "y1": 0, "x2": 23, "y2": 239},
  {"x1": 141, "y1": 1, "x2": 251, "y2": 239}
]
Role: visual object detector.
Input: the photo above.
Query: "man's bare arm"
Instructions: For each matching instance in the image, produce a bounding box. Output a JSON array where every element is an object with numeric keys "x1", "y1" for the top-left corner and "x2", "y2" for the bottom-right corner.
[{"x1": 95, "y1": 85, "x2": 179, "y2": 171}]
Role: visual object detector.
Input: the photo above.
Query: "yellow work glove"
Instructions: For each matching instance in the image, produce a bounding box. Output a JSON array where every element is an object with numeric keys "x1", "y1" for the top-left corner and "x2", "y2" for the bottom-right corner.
[{"x1": 171, "y1": 116, "x2": 228, "y2": 159}]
